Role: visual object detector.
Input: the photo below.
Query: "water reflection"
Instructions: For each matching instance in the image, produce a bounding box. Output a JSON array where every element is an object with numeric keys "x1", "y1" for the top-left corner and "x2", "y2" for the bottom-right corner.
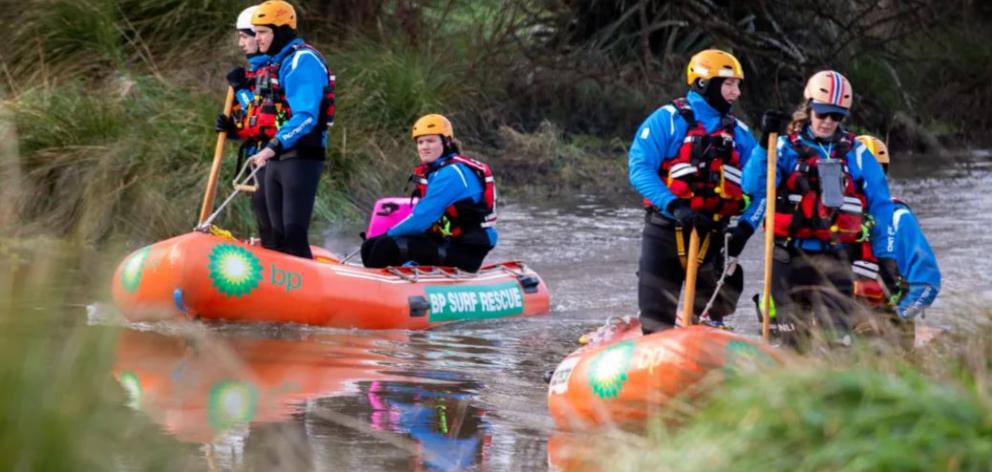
[{"x1": 113, "y1": 327, "x2": 492, "y2": 471}]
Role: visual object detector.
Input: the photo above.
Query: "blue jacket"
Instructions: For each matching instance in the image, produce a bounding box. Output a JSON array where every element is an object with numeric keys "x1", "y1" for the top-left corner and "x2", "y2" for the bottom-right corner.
[
  {"x1": 628, "y1": 91, "x2": 762, "y2": 230},
  {"x1": 741, "y1": 127, "x2": 897, "y2": 258},
  {"x1": 267, "y1": 38, "x2": 329, "y2": 151},
  {"x1": 891, "y1": 200, "x2": 941, "y2": 318},
  {"x1": 388, "y1": 154, "x2": 499, "y2": 247}
]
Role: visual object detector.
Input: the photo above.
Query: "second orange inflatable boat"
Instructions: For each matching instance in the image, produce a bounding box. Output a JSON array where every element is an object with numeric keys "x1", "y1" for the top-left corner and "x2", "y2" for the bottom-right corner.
[
  {"x1": 547, "y1": 325, "x2": 781, "y2": 430},
  {"x1": 112, "y1": 231, "x2": 550, "y2": 329}
]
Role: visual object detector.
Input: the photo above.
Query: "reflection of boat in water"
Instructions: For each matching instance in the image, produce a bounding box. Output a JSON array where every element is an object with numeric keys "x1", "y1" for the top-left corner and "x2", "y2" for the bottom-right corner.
[
  {"x1": 547, "y1": 326, "x2": 781, "y2": 431},
  {"x1": 113, "y1": 328, "x2": 493, "y2": 471},
  {"x1": 112, "y1": 232, "x2": 550, "y2": 329}
]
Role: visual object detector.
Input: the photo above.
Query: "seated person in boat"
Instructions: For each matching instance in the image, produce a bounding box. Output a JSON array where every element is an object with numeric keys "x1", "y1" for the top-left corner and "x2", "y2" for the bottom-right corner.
[
  {"x1": 361, "y1": 114, "x2": 498, "y2": 272},
  {"x1": 850, "y1": 135, "x2": 941, "y2": 347}
]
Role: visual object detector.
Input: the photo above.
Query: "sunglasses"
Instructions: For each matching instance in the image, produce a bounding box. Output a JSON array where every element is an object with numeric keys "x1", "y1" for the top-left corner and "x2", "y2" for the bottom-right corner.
[{"x1": 813, "y1": 110, "x2": 846, "y2": 122}]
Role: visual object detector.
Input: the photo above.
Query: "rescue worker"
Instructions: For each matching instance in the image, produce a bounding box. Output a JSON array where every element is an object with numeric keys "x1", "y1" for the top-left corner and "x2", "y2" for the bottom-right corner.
[
  {"x1": 851, "y1": 135, "x2": 941, "y2": 346},
  {"x1": 361, "y1": 114, "x2": 498, "y2": 272},
  {"x1": 628, "y1": 49, "x2": 761, "y2": 334},
  {"x1": 742, "y1": 71, "x2": 900, "y2": 346},
  {"x1": 214, "y1": 5, "x2": 275, "y2": 248},
  {"x1": 248, "y1": 0, "x2": 336, "y2": 259}
]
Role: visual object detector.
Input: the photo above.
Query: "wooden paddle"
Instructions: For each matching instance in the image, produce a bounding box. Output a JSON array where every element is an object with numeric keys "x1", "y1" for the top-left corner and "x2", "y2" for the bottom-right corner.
[
  {"x1": 680, "y1": 227, "x2": 701, "y2": 328},
  {"x1": 761, "y1": 132, "x2": 779, "y2": 341},
  {"x1": 198, "y1": 86, "x2": 235, "y2": 225}
]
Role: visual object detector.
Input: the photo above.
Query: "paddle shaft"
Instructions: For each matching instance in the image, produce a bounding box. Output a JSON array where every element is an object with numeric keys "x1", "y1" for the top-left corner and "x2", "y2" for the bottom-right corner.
[
  {"x1": 681, "y1": 228, "x2": 701, "y2": 328},
  {"x1": 761, "y1": 132, "x2": 779, "y2": 341},
  {"x1": 198, "y1": 87, "x2": 235, "y2": 225}
]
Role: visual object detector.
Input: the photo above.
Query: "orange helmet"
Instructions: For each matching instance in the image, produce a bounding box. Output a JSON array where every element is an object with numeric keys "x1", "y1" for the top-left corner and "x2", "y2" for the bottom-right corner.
[
  {"x1": 411, "y1": 114, "x2": 454, "y2": 140},
  {"x1": 251, "y1": 1, "x2": 297, "y2": 30},
  {"x1": 804, "y1": 70, "x2": 853, "y2": 116},
  {"x1": 856, "y1": 135, "x2": 889, "y2": 165},
  {"x1": 686, "y1": 49, "x2": 744, "y2": 86}
]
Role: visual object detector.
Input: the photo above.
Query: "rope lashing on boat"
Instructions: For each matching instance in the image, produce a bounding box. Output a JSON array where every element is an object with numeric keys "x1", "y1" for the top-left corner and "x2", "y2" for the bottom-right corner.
[
  {"x1": 700, "y1": 231, "x2": 738, "y2": 320},
  {"x1": 195, "y1": 161, "x2": 262, "y2": 232}
]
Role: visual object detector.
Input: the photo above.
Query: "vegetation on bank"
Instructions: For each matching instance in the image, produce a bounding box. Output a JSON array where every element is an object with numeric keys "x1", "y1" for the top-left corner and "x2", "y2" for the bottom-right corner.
[{"x1": 2, "y1": 0, "x2": 990, "y2": 242}]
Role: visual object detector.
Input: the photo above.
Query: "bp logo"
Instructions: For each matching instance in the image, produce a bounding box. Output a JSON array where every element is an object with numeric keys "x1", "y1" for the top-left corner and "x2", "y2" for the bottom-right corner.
[
  {"x1": 207, "y1": 381, "x2": 259, "y2": 431},
  {"x1": 587, "y1": 340, "x2": 636, "y2": 399},
  {"x1": 117, "y1": 370, "x2": 142, "y2": 410},
  {"x1": 120, "y1": 246, "x2": 151, "y2": 293},
  {"x1": 208, "y1": 244, "x2": 263, "y2": 297}
]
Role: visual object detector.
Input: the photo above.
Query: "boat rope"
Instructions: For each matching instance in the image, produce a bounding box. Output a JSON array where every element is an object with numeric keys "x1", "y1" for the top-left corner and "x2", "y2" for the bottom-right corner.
[
  {"x1": 700, "y1": 232, "x2": 738, "y2": 321},
  {"x1": 195, "y1": 161, "x2": 261, "y2": 232}
]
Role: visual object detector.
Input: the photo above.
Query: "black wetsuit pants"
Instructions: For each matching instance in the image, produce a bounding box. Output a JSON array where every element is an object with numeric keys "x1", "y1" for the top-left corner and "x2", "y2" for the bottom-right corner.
[
  {"x1": 251, "y1": 166, "x2": 276, "y2": 249},
  {"x1": 769, "y1": 244, "x2": 856, "y2": 345},
  {"x1": 637, "y1": 210, "x2": 743, "y2": 334},
  {"x1": 361, "y1": 234, "x2": 492, "y2": 272},
  {"x1": 263, "y1": 158, "x2": 324, "y2": 259}
]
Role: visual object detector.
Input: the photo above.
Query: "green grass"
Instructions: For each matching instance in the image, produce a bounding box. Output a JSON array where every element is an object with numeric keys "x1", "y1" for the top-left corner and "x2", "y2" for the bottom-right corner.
[{"x1": 0, "y1": 238, "x2": 199, "y2": 471}]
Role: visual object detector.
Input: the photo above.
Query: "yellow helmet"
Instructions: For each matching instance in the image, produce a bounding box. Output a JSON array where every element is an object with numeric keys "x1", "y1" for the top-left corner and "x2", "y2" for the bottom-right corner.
[
  {"x1": 856, "y1": 135, "x2": 889, "y2": 165},
  {"x1": 251, "y1": 1, "x2": 297, "y2": 30},
  {"x1": 804, "y1": 70, "x2": 853, "y2": 115},
  {"x1": 686, "y1": 49, "x2": 744, "y2": 86},
  {"x1": 411, "y1": 114, "x2": 454, "y2": 140}
]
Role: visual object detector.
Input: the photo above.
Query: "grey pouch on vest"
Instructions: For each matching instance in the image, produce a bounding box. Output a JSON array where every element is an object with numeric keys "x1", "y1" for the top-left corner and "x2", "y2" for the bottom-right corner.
[{"x1": 818, "y1": 159, "x2": 845, "y2": 209}]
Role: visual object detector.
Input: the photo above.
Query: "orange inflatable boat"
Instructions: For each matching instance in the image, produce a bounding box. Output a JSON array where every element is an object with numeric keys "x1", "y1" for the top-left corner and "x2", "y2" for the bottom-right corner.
[
  {"x1": 111, "y1": 231, "x2": 550, "y2": 329},
  {"x1": 547, "y1": 325, "x2": 781, "y2": 430}
]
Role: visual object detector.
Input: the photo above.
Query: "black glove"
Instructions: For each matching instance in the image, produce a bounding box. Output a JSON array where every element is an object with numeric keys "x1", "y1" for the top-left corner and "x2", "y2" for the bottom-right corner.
[
  {"x1": 877, "y1": 257, "x2": 904, "y2": 298},
  {"x1": 667, "y1": 200, "x2": 715, "y2": 233},
  {"x1": 725, "y1": 222, "x2": 755, "y2": 258},
  {"x1": 225, "y1": 66, "x2": 248, "y2": 89},
  {"x1": 215, "y1": 113, "x2": 237, "y2": 135},
  {"x1": 759, "y1": 109, "x2": 787, "y2": 149}
]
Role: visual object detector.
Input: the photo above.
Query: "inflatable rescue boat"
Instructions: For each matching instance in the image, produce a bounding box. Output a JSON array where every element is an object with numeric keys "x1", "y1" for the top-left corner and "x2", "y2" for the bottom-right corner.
[
  {"x1": 111, "y1": 231, "x2": 550, "y2": 329},
  {"x1": 547, "y1": 325, "x2": 780, "y2": 430}
]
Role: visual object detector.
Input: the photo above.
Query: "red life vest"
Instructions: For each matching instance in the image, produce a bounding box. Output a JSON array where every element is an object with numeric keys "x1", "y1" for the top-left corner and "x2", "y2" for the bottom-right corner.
[
  {"x1": 773, "y1": 132, "x2": 866, "y2": 244},
  {"x1": 413, "y1": 155, "x2": 497, "y2": 238},
  {"x1": 643, "y1": 98, "x2": 745, "y2": 217},
  {"x1": 231, "y1": 68, "x2": 260, "y2": 142},
  {"x1": 247, "y1": 43, "x2": 336, "y2": 153}
]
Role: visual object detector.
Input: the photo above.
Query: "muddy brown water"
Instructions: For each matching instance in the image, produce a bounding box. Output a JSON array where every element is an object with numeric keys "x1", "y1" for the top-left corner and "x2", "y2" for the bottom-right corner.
[{"x1": 88, "y1": 153, "x2": 992, "y2": 471}]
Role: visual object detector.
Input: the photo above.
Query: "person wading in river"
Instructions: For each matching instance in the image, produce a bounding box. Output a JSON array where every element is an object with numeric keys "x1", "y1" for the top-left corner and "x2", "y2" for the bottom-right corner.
[
  {"x1": 214, "y1": 6, "x2": 275, "y2": 248},
  {"x1": 742, "y1": 71, "x2": 900, "y2": 348},
  {"x1": 849, "y1": 135, "x2": 941, "y2": 348},
  {"x1": 248, "y1": 0, "x2": 336, "y2": 259},
  {"x1": 361, "y1": 114, "x2": 498, "y2": 272},
  {"x1": 625, "y1": 49, "x2": 762, "y2": 334}
]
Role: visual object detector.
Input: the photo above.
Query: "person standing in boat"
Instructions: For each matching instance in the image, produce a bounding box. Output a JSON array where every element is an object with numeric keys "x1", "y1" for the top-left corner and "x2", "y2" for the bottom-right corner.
[
  {"x1": 742, "y1": 71, "x2": 900, "y2": 346},
  {"x1": 361, "y1": 114, "x2": 498, "y2": 272},
  {"x1": 850, "y1": 135, "x2": 941, "y2": 346},
  {"x1": 248, "y1": 0, "x2": 336, "y2": 259},
  {"x1": 628, "y1": 49, "x2": 761, "y2": 334},
  {"x1": 214, "y1": 5, "x2": 275, "y2": 248}
]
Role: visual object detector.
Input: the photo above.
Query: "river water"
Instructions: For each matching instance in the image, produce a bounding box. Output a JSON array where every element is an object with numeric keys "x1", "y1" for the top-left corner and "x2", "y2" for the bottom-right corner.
[{"x1": 83, "y1": 154, "x2": 992, "y2": 470}]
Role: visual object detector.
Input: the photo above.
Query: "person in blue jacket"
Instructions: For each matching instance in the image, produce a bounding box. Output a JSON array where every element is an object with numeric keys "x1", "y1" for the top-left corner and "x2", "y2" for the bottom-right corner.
[
  {"x1": 852, "y1": 135, "x2": 941, "y2": 344},
  {"x1": 361, "y1": 114, "x2": 498, "y2": 272},
  {"x1": 742, "y1": 70, "x2": 900, "y2": 346},
  {"x1": 627, "y1": 49, "x2": 761, "y2": 334},
  {"x1": 248, "y1": 1, "x2": 336, "y2": 259},
  {"x1": 214, "y1": 6, "x2": 275, "y2": 248}
]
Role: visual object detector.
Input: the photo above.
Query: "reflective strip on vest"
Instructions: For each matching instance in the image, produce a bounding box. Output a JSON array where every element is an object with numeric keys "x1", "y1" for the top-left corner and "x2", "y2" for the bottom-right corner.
[
  {"x1": 788, "y1": 194, "x2": 802, "y2": 203},
  {"x1": 853, "y1": 260, "x2": 880, "y2": 279},
  {"x1": 723, "y1": 165, "x2": 742, "y2": 185},
  {"x1": 669, "y1": 162, "x2": 696, "y2": 179},
  {"x1": 841, "y1": 196, "x2": 863, "y2": 213}
]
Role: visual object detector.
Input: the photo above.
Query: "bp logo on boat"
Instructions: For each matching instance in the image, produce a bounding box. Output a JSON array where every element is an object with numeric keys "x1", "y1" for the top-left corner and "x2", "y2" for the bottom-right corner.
[
  {"x1": 207, "y1": 380, "x2": 259, "y2": 431},
  {"x1": 120, "y1": 246, "x2": 151, "y2": 293},
  {"x1": 208, "y1": 244, "x2": 263, "y2": 297},
  {"x1": 587, "y1": 340, "x2": 636, "y2": 399}
]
